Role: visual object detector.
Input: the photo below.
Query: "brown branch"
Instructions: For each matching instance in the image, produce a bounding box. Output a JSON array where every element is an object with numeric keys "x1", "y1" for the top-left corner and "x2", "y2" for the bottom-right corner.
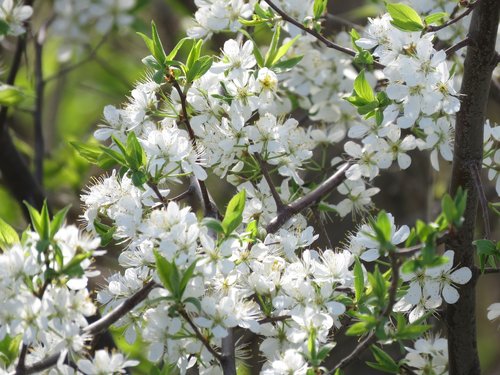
[
  {"x1": 178, "y1": 309, "x2": 223, "y2": 362},
  {"x1": 445, "y1": 0, "x2": 498, "y2": 373},
  {"x1": 254, "y1": 153, "x2": 285, "y2": 212},
  {"x1": 170, "y1": 79, "x2": 217, "y2": 219},
  {"x1": 445, "y1": 37, "x2": 472, "y2": 58},
  {"x1": 266, "y1": 161, "x2": 351, "y2": 234},
  {"x1": 15, "y1": 344, "x2": 28, "y2": 373},
  {"x1": 261, "y1": 0, "x2": 385, "y2": 70},
  {"x1": 426, "y1": 1, "x2": 478, "y2": 32}
]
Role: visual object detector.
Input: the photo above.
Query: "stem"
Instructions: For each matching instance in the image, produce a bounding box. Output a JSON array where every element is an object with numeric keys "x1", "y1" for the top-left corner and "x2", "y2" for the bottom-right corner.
[
  {"x1": 426, "y1": 1, "x2": 478, "y2": 33},
  {"x1": 178, "y1": 309, "x2": 223, "y2": 362},
  {"x1": 266, "y1": 161, "x2": 351, "y2": 233},
  {"x1": 445, "y1": 37, "x2": 472, "y2": 58},
  {"x1": 261, "y1": 0, "x2": 385, "y2": 70},
  {"x1": 446, "y1": 0, "x2": 498, "y2": 373},
  {"x1": 254, "y1": 153, "x2": 284, "y2": 212},
  {"x1": 171, "y1": 80, "x2": 216, "y2": 218}
]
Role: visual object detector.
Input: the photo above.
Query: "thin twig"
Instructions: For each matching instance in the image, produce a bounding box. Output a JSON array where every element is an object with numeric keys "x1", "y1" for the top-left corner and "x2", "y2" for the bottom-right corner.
[
  {"x1": 43, "y1": 37, "x2": 108, "y2": 83},
  {"x1": 178, "y1": 309, "x2": 223, "y2": 362},
  {"x1": 170, "y1": 79, "x2": 217, "y2": 218},
  {"x1": 330, "y1": 254, "x2": 400, "y2": 373},
  {"x1": 469, "y1": 162, "x2": 491, "y2": 239},
  {"x1": 254, "y1": 153, "x2": 285, "y2": 212},
  {"x1": 311, "y1": 207, "x2": 333, "y2": 250},
  {"x1": 445, "y1": 37, "x2": 472, "y2": 57},
  {"x1": 325, "y1": 13, "x2": 363, "y2": 31},
  {"x1": 266, "y1": 161, "x2": 351, "y2": 234},
  {"x1": 147, "y1": 180, "x2": 168, "y2": 209},
  {"x1": 261, "y1": 0, "x2": 385, "y2": 70},
  {"x1": 426, "y1": 1, "x2": 478, "y2": 32},
  {"x1": 395, "y1": 232, "x2": 448, "y2": 257}
]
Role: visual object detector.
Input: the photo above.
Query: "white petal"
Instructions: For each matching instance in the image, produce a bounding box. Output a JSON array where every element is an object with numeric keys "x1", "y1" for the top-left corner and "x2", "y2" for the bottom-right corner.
[
  {"x1": 450, "y1": 267, "x2": 472, "y2": 284},
  {"x1": 442, "y1": 284, "x2": 459, "y2": 304}
]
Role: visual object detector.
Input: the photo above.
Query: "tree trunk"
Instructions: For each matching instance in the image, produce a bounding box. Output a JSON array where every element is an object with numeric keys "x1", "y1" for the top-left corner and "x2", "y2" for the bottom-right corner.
[{"x1": 446, "y1": 1, "x2": 499, "y2": 374}]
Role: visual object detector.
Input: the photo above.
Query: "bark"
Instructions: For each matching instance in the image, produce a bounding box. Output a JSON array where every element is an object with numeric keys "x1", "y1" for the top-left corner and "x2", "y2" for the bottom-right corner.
[{"x1": 446, "y1": 1, "x2": 499, "y2": 374}]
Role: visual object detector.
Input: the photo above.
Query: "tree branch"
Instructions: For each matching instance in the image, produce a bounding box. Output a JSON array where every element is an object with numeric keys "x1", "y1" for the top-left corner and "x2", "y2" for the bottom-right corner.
[
  {"x1": 261, "y1": 0, "x2": 385, "y2": 70},
  {"x1": 426, "y1": 1, "x2": 478, "y2": 32},
  {"x1": 266, "y1": 162, "x2": 351, "y2": 234},
  {"x1": 254, "y1": 153, "x2": 285, "y2": 212}
]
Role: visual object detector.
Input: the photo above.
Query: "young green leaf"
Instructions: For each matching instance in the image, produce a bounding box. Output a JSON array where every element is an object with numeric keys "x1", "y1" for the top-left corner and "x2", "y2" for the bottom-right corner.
[
  {"x1": 0, "y1": 217, "x2": 19, "y2": 248},
  {"x1": 264, "y1": 25, "x2": 281, "y2": 67},
  {"x1": 386, "y1": 3, "x2": 424, "y2": 32},
  {"x1": 353, "y1": 257, "x2": 365, "y2": 302},
  {"x1": 222, "y1": 190, "x2": 246, "y2": 235},
  {"x1": 271, "y1": 34, "x2": 300, "y2": 66},
  {"x1": 353, "y1": 70, "x2": 375, "y2": 102},
  {"x1": 313, "y1": 0, "x2": 328, "y2": 19}
]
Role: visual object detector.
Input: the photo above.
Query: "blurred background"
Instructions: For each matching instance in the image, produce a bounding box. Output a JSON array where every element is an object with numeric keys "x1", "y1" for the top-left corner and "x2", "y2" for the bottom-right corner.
[{"x1": 0, "y1": 0, "x2": 498, "y2": 373}]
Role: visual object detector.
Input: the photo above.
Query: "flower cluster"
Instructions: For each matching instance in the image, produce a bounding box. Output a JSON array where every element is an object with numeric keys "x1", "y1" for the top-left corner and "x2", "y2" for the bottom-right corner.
[
  {"x1": 51, "y1": 0, "x2": 137, "y2": 61},
  {"x1": 0, "y1": 0, "x2": 32, "y2": 40},
  {"x1": 0, "y1": 222, "x2": 103, "y2": 373},
  {"x1": 405, "y1": 335, "x2": 448, "y2": 375},
  {"x1": 395, "y1": 250, "x2": 472, "y2": 322}
]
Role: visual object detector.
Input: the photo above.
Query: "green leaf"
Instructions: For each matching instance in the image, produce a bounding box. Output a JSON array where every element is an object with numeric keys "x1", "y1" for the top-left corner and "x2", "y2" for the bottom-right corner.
[
  {"x1": 272, "y1": 35, "x2": 300, "y2": 66},
  {"x1": 272, "y1": 55, "x2": 304, "y2": 72},
  {"x1": 183, "y1": 296, "x2": 202, "y2": 311},
  {"x1": 0, "y1": 19, "x2": 9, "y2": 35},
  {"x1": 94, "y1": 220, "x2": 116, "y2": 246},
  {"x1": 70, "y1": 141, "x2": 102, "y2": 164},
  {"x1": 353, "y1": 70, "x2": 375, "y2": 102},
  {"x1": 202, "y1": 218, "x2": 225, "y2": 234},
  {"x1": 441, "y1": 194, "x2": 455, "y2": 225},
  {"x1": 424, "y1": 12, "x2": 447, "y2": 26},
  {"x1": 386, "y1": 3, "x2": 423, "y2": 32},
  {"x1": 241, "y1": 30, "x2": 265, "y2": 68},
  {"x1": 0, "y1": 85, "x2": 24, "y2": 106},
  {"x1": 222, "y1": 190, "x2": 246, "y2": 235},
  {"x1": 264, "y1": 25, "x2": 281, "y2": 67},
  {"x1": 151, "y1": 21, "x2": 167, "y2": 64},
  {"x1": 186, "y1": 56, "x2": 213, "y2": 82},
  {"x1": 0, "y1": 217, "x2": 19, "y2": 248},
  {"x1": 313, "y1": 0, "x2": 328, "y2": 19},
  {"x1": 186, "y1": 40, "x2": 203, "y2": 71},
  {"x1": 131, "y1": 171, "x2": 147, "y2": 187},
  {"x1": 100, "y1": 146, "x2": 127, "y2": 167},
  {"x1": 353, "y1": 257, "x2": 364, "y2": 302},
  {"x1": 154, "y1": 250, "x2": 176, "y2": 296},
  {"x1": 367, "y1": 346, "x2": 400, "y2": 374},
  {"x1": 49, "y1": 205, "x2": 71, "y2": 238},
  {"x1": 179, "y1": 260, "x2": 197, "y2": 296},
  {"x1": 166, "y1": 37, "x2": 191, "y2": 61},
  {"x1": 126, "y1": 132, "x2": 145, "y2": 170},
  {"x1": 346, "y1": 321, "x2": 370, "y2": 336}
]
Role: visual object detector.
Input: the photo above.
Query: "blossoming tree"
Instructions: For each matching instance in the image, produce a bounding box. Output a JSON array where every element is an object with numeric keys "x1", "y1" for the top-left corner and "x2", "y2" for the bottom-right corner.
[{"x1": 0, "y1": 0, "x2": 499, "y2": 374}]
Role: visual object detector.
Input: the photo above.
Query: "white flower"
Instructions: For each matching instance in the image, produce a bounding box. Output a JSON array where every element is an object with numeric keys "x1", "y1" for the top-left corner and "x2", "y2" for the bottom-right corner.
[
  {"x1": 405, "y1": 335, "x2": 448, "y2": 375},
  {"x1": 425, "y1": 250, "x2": 472, "y2": 304},
  {"x1": 77, "y1": 350, "x2": 139, "y2": 374},
  {"x1": 0, "y1": 0, "x2": 33, "y2": 37},
  {"x1": 487, "y1": 303, "x2": 500, "y2": 321}
]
